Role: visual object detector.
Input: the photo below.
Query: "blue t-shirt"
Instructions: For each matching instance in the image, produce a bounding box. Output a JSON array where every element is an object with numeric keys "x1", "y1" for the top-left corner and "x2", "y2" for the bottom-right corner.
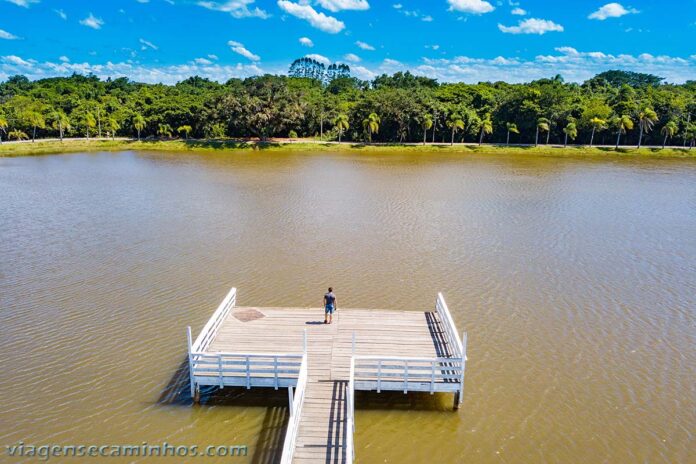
[{"x1": 324, "y1": 292, "x2": 335, "y2": 306}]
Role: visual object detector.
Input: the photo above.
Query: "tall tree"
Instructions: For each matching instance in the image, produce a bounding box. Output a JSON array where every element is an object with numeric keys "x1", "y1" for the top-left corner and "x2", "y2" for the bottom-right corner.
[
  {"x1": 25, "y1": 111, "x2": 45, "y2": 143},
  {"x1": 333, "y1": 113, "x2": 349, "y2": 143},
  {"x1": 446, "y1": 114, "x2": 464, "y2": 146},
  {"x1": 49, "y1": 111, "x2": 70, "y2": 141},
  {"x1": 362, "y1": 113, "x2": 380, "y2": 143},
  {"x1": 613, "y1": 115, "x2": 634, "y2": 148},
  {"x1": 563, "y1": 121, "x2": 578, "y2": 147},
  {"x1": 478, "y1": 116, "x2": 492, "y2": 145},
  {"x1": 505, "y1": 122, "x2": 519, "y2": 146},
  {"x1": 660, "y1": 121, "x2": 678, "y2": 149},
  {"x1": 0, "y1": 115, "x2": 7, "y2": 144},
  {"x1": 588, "y1": 117, "x2": 606, "y2": 147},
  {"x1": 535, "y1": 118, "x2": 550, "y2": 147},
  {"x1": 420, "y1": 114, "x2": 433, "y2": 145},
  {"x1": 637, "y1": 107, "x2": 658, "y2": 148},
  {"x1": 107, "y1": 117, "x2": 120, "y2": 140},
  {"x1": 133, "y1": 114, "x2": 146, "y2": 141}
]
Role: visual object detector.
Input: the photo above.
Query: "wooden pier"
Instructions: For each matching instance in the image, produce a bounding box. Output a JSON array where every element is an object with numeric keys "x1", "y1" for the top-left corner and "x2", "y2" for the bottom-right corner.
[{"x1": 186, "y1": 288, "x2": 467, "y2": 463}]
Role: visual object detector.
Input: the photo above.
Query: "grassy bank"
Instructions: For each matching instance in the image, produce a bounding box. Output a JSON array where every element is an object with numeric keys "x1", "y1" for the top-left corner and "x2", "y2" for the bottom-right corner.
[{"x1": 1, "y1": 138, "x2": 694, "y2": 158}]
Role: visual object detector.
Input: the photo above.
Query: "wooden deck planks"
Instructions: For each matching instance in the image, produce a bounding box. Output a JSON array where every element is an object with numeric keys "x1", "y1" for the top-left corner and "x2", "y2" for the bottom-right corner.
[{"x1": 204, "y1": 306, "x2": 450, "y2": 463}]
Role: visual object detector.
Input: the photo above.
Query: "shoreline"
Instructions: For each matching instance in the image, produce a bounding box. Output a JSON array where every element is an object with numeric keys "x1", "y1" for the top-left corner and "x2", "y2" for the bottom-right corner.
[{"x1": 1, "y1": 138, "x2": 694, "y2": 158}]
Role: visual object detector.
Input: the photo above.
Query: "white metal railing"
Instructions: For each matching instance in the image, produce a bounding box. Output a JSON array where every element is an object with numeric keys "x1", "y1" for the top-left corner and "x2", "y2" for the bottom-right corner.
[
  {"x1": 346, "y1": 357, "x2": 355, "y2": 462},
  {"x1": 190, "y1": 287, "x2": 237, "y2": 353},
  {"x1": 352, "y1": 355, "x2": 464, "y2": 393},
  {"x1": 189, "y1": 352, "x2": 304, "y2": 389},
  {"x1": 436, "y1": 292, "x2": 463, "y2": 358},
  {"x1": 279, "y1": 354, "x2": 309, "y2": 464}
]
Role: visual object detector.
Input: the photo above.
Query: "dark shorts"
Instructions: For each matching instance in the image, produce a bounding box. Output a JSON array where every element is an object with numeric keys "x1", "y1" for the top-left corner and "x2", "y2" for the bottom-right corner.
[{"x1": 325, "y1": 304, "x2": 335, "y2": 314}]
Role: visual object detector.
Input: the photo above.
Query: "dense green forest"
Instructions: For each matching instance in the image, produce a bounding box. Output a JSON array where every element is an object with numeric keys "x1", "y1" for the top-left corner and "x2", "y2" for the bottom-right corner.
[{"x1": 0, "y1": 66, "x2": 695, "y2": 148}]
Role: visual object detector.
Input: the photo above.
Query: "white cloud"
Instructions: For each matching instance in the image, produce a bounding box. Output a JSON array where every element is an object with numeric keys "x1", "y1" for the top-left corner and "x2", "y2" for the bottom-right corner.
[
  {"x1": 0, "y1": 56, "x2": 270, "y2": 84},
  {"x1": 392, "y1": 3, "x2": 402, "y2": 9},
  {"x1": 316, "y1": 0, "x2": 369, "y2": 12},
  {"x1": 208, "y1": 54, "x2": 218, "y2": 60},
  {"x1": 194, "y1": 57, "x2": 213, "y2": 65},
  {"x1": 498, "y1": 18, "x2": 563, "y2": 34},
  {"x1": 351, "y1": 65, "x2": 375, "y2": 80},
  {"x1": 343, "y1": 53, "x2": 361, "y2": 62},
  {"x1": 355, "y1": 40, "x2": 375, "y2": 50},
  {"x1": 54, "y1": 8, "x2": 67, "y2": 19},
  {"x1": 197, "y1": 0, "x2": 269, "y2": 19},
  {"x1": 447, "y1": 0, "x2": 494, "y2": 14},
  {"x1": 0, "y1": 29, "x2": 18, "y2": 40},
  {"x1": 422, "y1": 15, "x2": 433, "y2": 21},
  {"x1": 5, "y1": 0, "x2": 39, "y2": 7},
  {"x1": 80, "y1": 13, "x2": 104, "y2": 30},
  {"x1": 277, "y1": 1, "x2": 344, "y2": 33},
  {"x1": 425, "y1": 44, "x2": 440, "y2": 50},
  {"x1": 227, "y1": 40, "x2": 260, "y2": 61},
  {"x1": 589, "y1": 3, "x2": 638, "y2": 20},
  {"x1": 59, "y1": 55, "x2": 69, "y2": 62},
  {"x1": 2, "y1": 51, "x2": 695, "y2": 86},
  {"x1": 511, "y1": 7, "x2": 526, "y2": 15},
  {"x1": 305, "y1": 53, "x2": 330, "y2": 65},
  {"x1": 139, "y1": 38, "x2": 158, "y2": 51},
  {"x1": 136, "y1": 0, "x2": 150, "y2": 3},
  {"x1": 299, "y1": 36, "x2": 314, "y2": 47}
]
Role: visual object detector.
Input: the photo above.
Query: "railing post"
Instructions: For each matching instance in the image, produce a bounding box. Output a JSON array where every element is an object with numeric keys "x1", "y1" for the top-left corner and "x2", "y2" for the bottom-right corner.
[
  {"x1": 218, "y1": 354, "x2": 224, "y2": 388},
  {"x1": 403, "y1": 360, "x2": 409, "y2": 394},
  {"x1": 186, "y1": 326, "x2": 196, "y2": 400},
  {"x1": 246, "y1": 355, "x2": 251, "y2": 389},
  {"x1": 288, "y1": 386, "x2": 294, "y2": 416},
  {"x1": 377, "y1": 360, "x2": 381, "y2": 393},
  {"x1": 430, "y1": 360, "x2": 435, "y2": 394},
  {"x1": 274, "y1": 356, "x2": 279, "y2": 390},
  {"x1": 459, "y1": 332, "x2": 467, "y2": 405}
]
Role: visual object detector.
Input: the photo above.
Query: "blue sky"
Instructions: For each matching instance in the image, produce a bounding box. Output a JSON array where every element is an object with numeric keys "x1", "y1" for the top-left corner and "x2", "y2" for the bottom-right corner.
[{"x1": 0, "y1": 0, "x2": 694, "y2": 84}]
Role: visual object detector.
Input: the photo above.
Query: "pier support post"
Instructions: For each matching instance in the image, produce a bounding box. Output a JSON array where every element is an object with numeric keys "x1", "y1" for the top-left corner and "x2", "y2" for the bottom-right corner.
[{"x1": 453, "y1": 391, "x2": 461, "y2": 410}]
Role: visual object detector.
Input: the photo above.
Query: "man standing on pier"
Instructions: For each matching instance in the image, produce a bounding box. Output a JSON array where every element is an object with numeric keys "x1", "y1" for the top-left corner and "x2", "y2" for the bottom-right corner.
[{"x1": 324, "y1": 287, "x2": 337, "y2": 324}]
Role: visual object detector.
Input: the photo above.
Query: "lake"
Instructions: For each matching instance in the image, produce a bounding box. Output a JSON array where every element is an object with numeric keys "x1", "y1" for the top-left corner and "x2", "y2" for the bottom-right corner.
[{"x1": 0, "y1": 150, "x2": 694, "y2": 463}]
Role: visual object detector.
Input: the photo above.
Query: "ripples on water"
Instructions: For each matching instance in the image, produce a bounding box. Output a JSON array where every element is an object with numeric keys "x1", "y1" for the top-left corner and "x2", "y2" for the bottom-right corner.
[{"x1": 0, "y1": 151, "x2": 694, "y2": 463}]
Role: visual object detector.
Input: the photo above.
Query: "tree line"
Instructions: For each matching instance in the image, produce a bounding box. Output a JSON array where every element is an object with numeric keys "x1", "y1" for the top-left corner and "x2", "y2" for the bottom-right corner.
[{"x1": 0, "y1": 69, "x2": 695, "y2": 148}]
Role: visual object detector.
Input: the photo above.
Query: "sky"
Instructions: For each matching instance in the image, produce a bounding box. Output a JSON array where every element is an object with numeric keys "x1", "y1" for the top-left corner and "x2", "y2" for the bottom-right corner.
[{"x1": 0, "y1": 0, "x2": 694, "y2": 84}]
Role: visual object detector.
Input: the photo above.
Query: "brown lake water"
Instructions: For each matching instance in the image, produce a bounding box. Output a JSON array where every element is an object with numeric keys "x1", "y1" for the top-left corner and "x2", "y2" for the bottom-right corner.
[{"x1": 0, "y1": 150, "x2": 694, "y2": 463}]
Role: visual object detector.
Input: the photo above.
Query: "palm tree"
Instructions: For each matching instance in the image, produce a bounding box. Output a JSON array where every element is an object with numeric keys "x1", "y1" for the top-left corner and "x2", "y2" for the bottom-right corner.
[
  {"x1": 107, "y1": 117, "x2": 120, "y2": 140},
  {"x1": 158, "y1": 123, "x2": 173, "y2": 138},
  {"x1": 133, "y1": 114, "x2": 146, "y2": 141},
  {"x1": 445, "y1": 114, "x2": 464, "y2": 146},
  {"x1": 478, "y1": 116, "x2": 493, "y2": 146},
  {"x1": 334, "y1": 114, "x2": 349, "y2": 143},
  {"x1": 685, "y1": 123, "x2": 696, "y2": 150},
  {"x1": 613, "y1": 115, "x2": 633, "y2": 148},
  {"x1": 660, "y1": 121, "x2": 678, "y2": 149},
  {"x1": 85, "y1": 113, "x2": 96, "y2": 140},
  {"x1": 0, "y1": 116, "x2": 7, "y2": 144},
  {"x1": 637, "y1": 107, "x2": 658, "y2": 148},
  {"x1": 563, "y1": 122, "x2": 578, "y2": 147},
  {"x1": 535, "y1": 118, "x2": 550, "y2": 146},
  {"x1": 505, "y1": 122, "x2": 519, "y2": 146},
  {"x1": 50, "y1": 111, "x2": 70, "y2": 141},
  {"x1": 420, "y1": 114, "x2": 433, "y2": 145},
  {"x1": 589, "y1": 117, "x2": 606, "y2": 147},
  {"x1": 177, "y1": 125, "x2": 192, "y2": 140},
  {"x1": 8, "y1": 130, "x2": 28, "y2": 141},
  {"x1": 26, "y1": 111, "x2": 45, "y2": 143},
  {"x1": 362, "y1": 113, "x2": 380, "y2": 143}
]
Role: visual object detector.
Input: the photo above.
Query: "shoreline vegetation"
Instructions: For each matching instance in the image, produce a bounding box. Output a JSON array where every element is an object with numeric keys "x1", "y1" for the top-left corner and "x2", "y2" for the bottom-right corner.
[
  {"x1": 1, "y1": 137, "x2": 693, "y2": 158},
  {"x1": 0, "y1": 70, "x2": 694, "y2": 156}
]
